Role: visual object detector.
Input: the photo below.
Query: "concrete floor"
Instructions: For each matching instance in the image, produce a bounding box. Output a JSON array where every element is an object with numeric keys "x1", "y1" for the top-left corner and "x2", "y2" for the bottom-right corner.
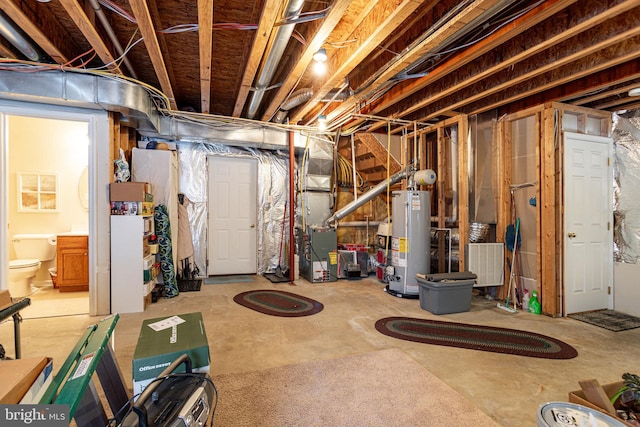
[{"x1": 2, "y1": 275, "x2": 639, "y2": 426}]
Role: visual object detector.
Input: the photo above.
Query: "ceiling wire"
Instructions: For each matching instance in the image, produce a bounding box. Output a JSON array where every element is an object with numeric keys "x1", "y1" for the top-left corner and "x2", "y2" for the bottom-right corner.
[{"x1": 351, "y1": 0, "x2": 545, "y2": 113}]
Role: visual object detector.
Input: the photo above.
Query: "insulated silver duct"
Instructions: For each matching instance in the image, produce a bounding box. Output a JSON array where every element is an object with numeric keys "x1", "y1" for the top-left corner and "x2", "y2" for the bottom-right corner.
[
  {"x1": 324, "y1": 165, "x2": 414, "y2": 225},
  {"x1": 0, "y1": 11, "x2": 43, "y2": 61},
  {"x1": 274, "y1": 88, "x2": 313, "y2": 123},
  {"x1": 246, "y1": 0, "x2": 305, "y2": 119},
  {"x1": 0, "y1": 69, "x2": 305, "y2": 150}
]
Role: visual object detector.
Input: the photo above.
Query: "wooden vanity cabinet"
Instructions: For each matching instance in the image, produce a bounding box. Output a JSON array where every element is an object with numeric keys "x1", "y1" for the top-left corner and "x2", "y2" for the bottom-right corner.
[{"x1": 56, "y1": 235, "x2": 89, "y2": 292}]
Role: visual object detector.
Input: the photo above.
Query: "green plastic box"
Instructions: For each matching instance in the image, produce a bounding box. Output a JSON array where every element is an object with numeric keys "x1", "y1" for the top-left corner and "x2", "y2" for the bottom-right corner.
[{"x1": 132, "y1": 312, "x2": 210, "y2": 397}]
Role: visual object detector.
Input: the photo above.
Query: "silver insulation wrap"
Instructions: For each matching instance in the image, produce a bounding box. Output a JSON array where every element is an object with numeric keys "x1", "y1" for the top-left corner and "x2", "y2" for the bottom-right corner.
[
  {"x1": 176, "y1": 142, "x2": 291, "y2": 275},
  {"x1": 613, "y1": 113, "x2": 640, "y2": 263}
]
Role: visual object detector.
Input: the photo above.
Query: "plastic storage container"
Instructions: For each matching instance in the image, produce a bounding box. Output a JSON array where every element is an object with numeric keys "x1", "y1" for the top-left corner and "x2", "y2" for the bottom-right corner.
[
  {"x1": 417, "y1": 278, "x2": 475, "y2": 314},
  {"x1": 537, "y1": 401, "x2": 626, "y2": 427}
]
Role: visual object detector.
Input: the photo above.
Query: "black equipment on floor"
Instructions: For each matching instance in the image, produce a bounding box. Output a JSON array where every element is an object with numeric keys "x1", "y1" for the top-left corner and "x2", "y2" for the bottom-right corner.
[{"x1": 120, "y1": 354, "x2": 216, "y2": 427}]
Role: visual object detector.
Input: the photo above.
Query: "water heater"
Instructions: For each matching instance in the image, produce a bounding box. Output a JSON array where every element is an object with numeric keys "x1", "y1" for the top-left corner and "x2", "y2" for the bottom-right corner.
[{"x1": 386, "y1": 190, "x2": 430, "y2": 297}]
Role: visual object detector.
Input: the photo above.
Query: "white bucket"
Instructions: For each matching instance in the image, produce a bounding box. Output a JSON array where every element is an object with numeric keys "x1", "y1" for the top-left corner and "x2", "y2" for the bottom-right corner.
[{"x1": 537, "y1": 402, "x2": 626, "y2": 427}]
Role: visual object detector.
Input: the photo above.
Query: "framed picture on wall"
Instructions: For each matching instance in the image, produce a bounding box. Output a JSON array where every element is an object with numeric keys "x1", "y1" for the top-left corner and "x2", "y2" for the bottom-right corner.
[{"x1": 17, "y1": 172, "x2": 59, "y2": 212}]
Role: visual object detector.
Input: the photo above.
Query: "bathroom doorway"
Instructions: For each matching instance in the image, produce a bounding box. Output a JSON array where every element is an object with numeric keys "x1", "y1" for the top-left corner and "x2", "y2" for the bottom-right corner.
[{"x1": 1, "y1": 107, "x2": 94, "y2": 318}]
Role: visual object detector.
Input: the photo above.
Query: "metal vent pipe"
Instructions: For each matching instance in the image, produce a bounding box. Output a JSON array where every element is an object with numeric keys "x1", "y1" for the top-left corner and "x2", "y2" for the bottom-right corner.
[
  {"x1": 89, "y1": 0, "x2": 137, "y2": 78},
  {"x1": 0, "y1": 11, "x2": 43, "y2": 61},
  {"x1": 324, "y1": 166, "x2": 413, "y2": 225},
  {"x1": 246, "y1": 0, "x2": 305, "y2": 119}
]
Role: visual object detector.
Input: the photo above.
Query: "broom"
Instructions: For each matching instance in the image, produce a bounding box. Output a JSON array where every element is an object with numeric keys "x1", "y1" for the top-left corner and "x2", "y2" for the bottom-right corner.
[{"x1": 498, "y1": 218, "x2": 519, "y2": 313}]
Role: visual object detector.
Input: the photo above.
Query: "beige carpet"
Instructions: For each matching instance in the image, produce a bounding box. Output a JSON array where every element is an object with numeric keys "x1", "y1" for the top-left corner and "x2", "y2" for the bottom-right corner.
[{"x1": 211, "y1": 348, "x2": 501, "y2": 426}]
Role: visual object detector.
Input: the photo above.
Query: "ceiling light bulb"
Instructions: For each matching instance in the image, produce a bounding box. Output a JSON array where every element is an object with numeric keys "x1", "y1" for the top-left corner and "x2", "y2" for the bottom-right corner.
[
  {"x1": 628, "y1": 88, "x2": 640, "y2": 97},
  {"x1": 313, "y1": 48, "x2": 327, "y2": 62},
  {"x1": 318, "y1": 115, "x2": 327, "y2": 130},
  {"x1": 313, "y1": 61, "x2": 327, "y2": 76}
]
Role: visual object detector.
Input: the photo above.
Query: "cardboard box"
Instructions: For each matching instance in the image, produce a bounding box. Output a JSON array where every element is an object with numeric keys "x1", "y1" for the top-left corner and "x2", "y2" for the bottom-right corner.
[
  {"x1": 0, "y1": 289, "x2": 12, "y2": 311},
  {"x1": 568, "y1": 381, "x2": 635, "y2": 427},
  {"x1": 110, "y1": 182, "x2": 151, "y2": 202},
  {"x1": 132, "y1": 312, "x2": 210, "y2": 397},
  {"x1": 0, "y1": 357, "x2": 50, "y2": 404},
  {"x1": 19, "y1": 357, "x2": 53, "y2": 404}
]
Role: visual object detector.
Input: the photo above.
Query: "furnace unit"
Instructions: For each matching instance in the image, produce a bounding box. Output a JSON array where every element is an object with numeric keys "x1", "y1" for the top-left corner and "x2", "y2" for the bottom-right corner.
[{"x1": 299, "y1": 226, "x2": 338, "y2": 283}]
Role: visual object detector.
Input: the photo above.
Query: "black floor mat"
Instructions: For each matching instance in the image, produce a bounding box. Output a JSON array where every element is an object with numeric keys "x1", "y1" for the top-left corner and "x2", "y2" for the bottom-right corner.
[
  {"x1": 263, "y1": 273, "x2": 291, "y2": 283},
  {"x1": 568, "y1": 310, "x2": 640, "y2": 332}
]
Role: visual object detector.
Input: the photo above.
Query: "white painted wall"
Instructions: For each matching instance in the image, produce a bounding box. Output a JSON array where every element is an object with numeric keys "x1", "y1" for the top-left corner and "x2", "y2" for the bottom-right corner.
[
  {"x1": 0, "y1": 100, "x2": 111, "y2": 316},
  {"x1": 613, "y1": 262, "x2": 640, "y2": 317}
]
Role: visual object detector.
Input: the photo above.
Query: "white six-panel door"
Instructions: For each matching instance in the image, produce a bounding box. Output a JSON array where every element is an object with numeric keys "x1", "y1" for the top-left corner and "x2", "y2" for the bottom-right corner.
[
  {"x1": 207, "y1": 156, "x2": 257, "y2": 276},
  {"x1": 563, "y1": 132, "x2": 613, "y2": 315}
]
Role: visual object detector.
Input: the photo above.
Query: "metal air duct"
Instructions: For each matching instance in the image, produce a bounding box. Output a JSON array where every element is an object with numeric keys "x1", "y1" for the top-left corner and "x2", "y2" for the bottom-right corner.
[
  {"x1": 246, "y1": 0, "x2": 305, "y2": 119},
  {"x1": 274, "y1": 88, "x2": 313, "y2": 123},
  {"x1": 0, "y1": 11, "x2": 44, "y2": 61}
]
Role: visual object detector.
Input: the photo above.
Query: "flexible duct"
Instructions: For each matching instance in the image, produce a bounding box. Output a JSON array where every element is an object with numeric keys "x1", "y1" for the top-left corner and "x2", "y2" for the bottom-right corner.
[
  {"x1": 275, "y1": 87, "x2": 351, "y2": 123},
  {"x1": 0, "y1": 11, "x2": 43, "y2": 61},
  {"x1": 324, "y1": 165, "x2": 413, "y2": 225},
  {"x1": 274, "y1": 88, "x2": 313, "y2": 123},
  {"x1": 246, "y1": 0, "x2": 305, "y2": 119}
]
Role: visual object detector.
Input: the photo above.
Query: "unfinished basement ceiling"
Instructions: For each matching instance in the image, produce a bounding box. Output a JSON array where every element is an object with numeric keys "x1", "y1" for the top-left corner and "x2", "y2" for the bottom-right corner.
[{"x1": 1, "y1": 0, "x2": 639, "y2": 132}]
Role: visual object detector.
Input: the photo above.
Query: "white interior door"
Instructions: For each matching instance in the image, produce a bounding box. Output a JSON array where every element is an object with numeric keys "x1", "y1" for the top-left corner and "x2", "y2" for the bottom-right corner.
[
  {"x1": 563, "y1": 132, "x2": 612, "y2": 315},
  {"x1": 207, "y1": 156, "x2": 257, "y2": 275}
]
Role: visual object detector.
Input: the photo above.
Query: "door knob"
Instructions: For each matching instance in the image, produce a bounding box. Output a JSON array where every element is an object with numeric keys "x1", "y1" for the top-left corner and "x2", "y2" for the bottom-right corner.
[
  {"x1": 251, "y1": 224, "x2": 256, "y2": 228},
  {"x1": 568, "y1": 232, "x2": 576, "y2": 238}
]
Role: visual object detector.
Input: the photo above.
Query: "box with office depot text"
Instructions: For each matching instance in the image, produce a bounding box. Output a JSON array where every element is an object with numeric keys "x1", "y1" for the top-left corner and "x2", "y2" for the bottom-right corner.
[{"x1": 132, "y1": 312, "x2": 210, "y2": 397}]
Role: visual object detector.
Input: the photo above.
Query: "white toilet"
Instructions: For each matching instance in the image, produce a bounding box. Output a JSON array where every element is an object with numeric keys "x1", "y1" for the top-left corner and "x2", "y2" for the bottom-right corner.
[{"x1": 9, "y1": 234, "x2": 57, "y2": 297}]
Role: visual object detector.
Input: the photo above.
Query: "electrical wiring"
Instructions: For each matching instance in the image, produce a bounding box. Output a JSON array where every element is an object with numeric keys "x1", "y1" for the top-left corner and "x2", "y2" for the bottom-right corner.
[
  {"x1": 99, "y1": 0, "x2": 258, "y2": 34},
  {"x1": 115, "y1": 29, "x2": 140, "y2": 70},
  {"x1": 61, "y1": 47, "x2": 98, "y2": 69},
  {"x1": 349, "y1": 1, "x2": 547, "y2": 113},
  {"x1": 291, "y1": 30, "x2": 307, "y2": 46},
  {"x1": 335, "y1": 154, "x2": 364, "y2": 188},
  {"x1": 88, "y1": 36, "x2": 145, "y2": 72},
  {"x1": 327, "y1": 38, "x2": 358, "y2": 49},
  {"x1": 99, "y1": 0, "x2": 136, "y2": 24}
]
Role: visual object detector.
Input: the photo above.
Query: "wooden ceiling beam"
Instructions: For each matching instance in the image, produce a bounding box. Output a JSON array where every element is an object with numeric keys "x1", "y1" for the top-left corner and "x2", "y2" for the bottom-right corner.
[
  {"x1": 504, "y1": 62, "x2": 640, "y2": 114},
  {"x1": 288, "y1": 0, "x2": 425, "y2": 124},
  {"x1": 128, "y1": 0, "x2": 177, "y2": 109},
  {"x1": 358, "y1": 0, "x2": 577, "y2": 133},
  {"x1": 318, "y1": 0, "x2": 528, "y2": 130},
  {"x1": 232, "y1": 0, "x2": 280, "y2": 117},
  {"x1": 1, "y1": 0, "x2": 68, "y2": 64},
  {"x1": 390, "y1": 4, "x2": 640, "y2": 122},
  {"x1": 352, "y1": 0, "x2": 505, "y2": 100},
  {"x1": 0, "y1": 41, "x2": 16, "y2": 59},
  {"x1": 198, "y1": 0, "x2": 213, "y2": 114},
  {"x1": 367, "y1": 0, "x2": 636, "y2": 132},
  {"x1": 260, "y1": 0, "x2": 354, "y2": 122},
  {"x1": 58, "y1": 0, "x2": 120, "y2": 72},
  {"x1": 462, "y1": 37, "x2": 640, "y2": 117},
  {"x1": 566, "y1": 81, "x2": 640, "y2": 106}
]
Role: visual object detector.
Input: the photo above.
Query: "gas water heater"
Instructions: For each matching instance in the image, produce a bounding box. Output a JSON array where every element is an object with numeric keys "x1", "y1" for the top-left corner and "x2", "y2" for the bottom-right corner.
[{"x1": 386, "y1": 190, "x2": 430, "y2": 298}]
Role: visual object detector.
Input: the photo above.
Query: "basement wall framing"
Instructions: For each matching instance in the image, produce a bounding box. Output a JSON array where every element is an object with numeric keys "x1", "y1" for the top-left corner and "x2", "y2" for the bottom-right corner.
[{"x1": 499, "y1": 103, "x2": 612, "y2": 316}]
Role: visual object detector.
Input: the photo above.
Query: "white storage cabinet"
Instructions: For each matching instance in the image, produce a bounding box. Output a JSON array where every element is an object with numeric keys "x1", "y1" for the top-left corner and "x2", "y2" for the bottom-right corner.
[{"x1": 111, "y1": 215, "x2": 154, "y2": 313}]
